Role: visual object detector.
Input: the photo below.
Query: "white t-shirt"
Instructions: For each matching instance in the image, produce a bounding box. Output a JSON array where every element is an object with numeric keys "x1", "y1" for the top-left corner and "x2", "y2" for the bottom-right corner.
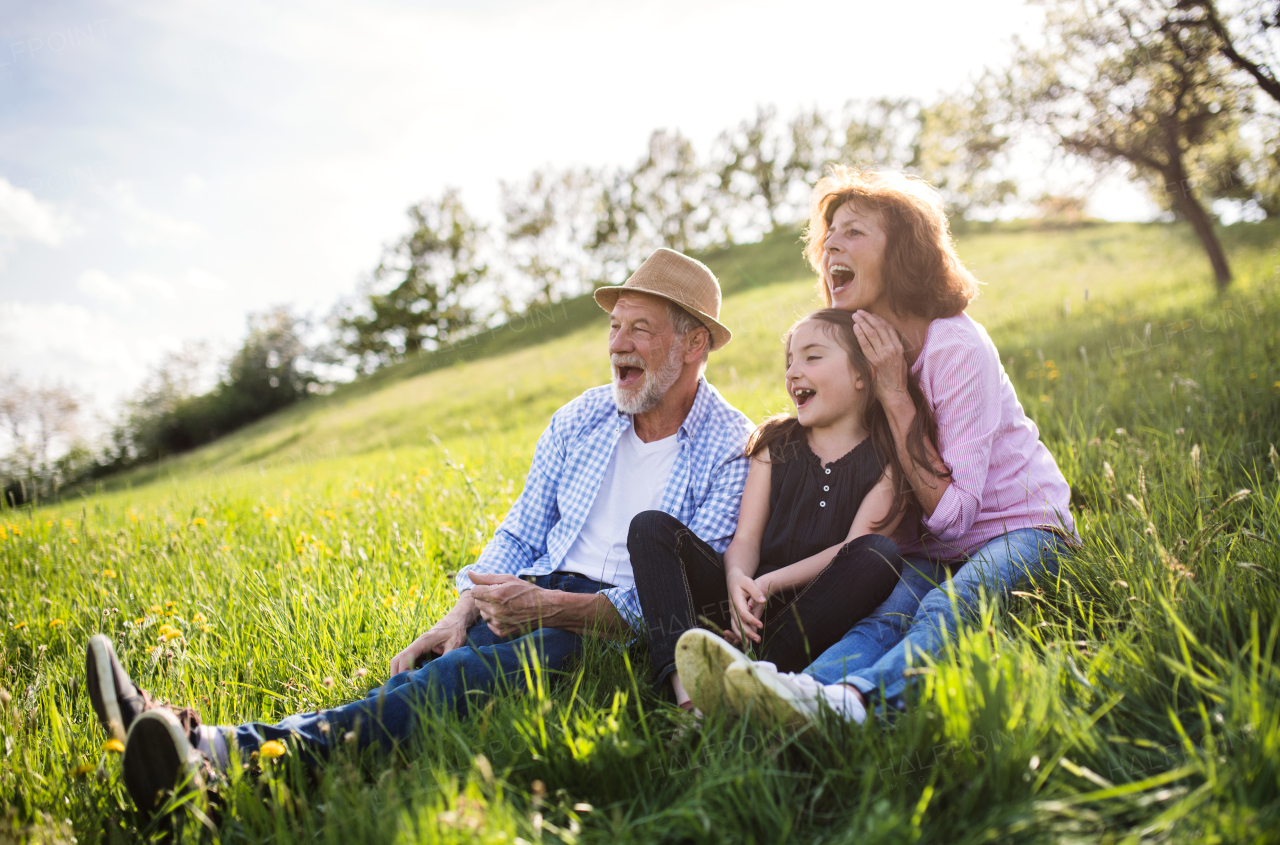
[{"x1": 556, "y1": 426, "x2": 681, "y2": 590}]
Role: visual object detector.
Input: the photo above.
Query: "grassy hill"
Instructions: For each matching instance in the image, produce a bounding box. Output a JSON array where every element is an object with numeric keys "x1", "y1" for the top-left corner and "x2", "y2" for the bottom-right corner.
[{"x1": 2, "y1": 219, "x2": 1279, "y2": 843}]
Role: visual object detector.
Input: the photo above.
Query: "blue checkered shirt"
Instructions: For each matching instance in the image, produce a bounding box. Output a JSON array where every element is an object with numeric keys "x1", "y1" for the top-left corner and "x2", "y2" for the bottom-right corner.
[{"x1": 456, "y1": 379, "x2": 754, "y2": 631}]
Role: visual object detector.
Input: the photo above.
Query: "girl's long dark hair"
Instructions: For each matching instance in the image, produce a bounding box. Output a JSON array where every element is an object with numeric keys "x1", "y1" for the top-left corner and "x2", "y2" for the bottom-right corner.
[{"x1": 745, "y1": 308, "x2": 950, "y2": 530}]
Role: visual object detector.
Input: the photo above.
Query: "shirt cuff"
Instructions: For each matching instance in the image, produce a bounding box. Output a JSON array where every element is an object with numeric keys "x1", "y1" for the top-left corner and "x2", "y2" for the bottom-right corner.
[
  {"x1": 600, "y1": 585, "x2": 644, "y2": 634},
  {"x1": 921, "y1": 483, "x2": 966, "y2": 540}
]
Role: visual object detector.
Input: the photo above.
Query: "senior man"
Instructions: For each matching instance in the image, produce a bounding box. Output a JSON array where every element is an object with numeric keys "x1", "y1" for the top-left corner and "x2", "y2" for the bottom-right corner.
[{"x1": 86, "y1": 247, "x2": 754, "y2": 820}]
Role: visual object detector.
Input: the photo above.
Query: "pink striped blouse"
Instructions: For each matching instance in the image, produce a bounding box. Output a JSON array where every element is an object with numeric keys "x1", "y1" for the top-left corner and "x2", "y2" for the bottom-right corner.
[{"x1": 896, "y1": 312, "x2": 1078, "y2": 560}]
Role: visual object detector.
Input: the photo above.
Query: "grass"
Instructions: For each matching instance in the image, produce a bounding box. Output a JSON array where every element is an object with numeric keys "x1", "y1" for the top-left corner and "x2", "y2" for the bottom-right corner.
[{"x1": 2, "y1": 219, "x2": 1279, "y2": 843}]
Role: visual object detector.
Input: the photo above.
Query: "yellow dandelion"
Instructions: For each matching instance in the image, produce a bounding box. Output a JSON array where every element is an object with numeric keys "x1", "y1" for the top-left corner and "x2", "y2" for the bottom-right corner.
[
  {"x1": 150, "y1": 605, "x2": 161, "y2": 613},
  {"x1": 104, "y1": 738, "x2": 124, "y2": 753},
  {"x1": 469, "y1": 544, "x2": 483, "y2": 555},
  {"x1": 259, "y1": 740, "x2": 287, "y2": 759},
  {"x1": 102, "y1": 569, "x2": 116, "y2": 579},
  {"x1": 13, "y1": 621, "x2": 27, "y2": 630},
  {"x1": 1040, "y1": 395, "x2": 1050, "y2": 403},
  {"x1": 162, "y1": 630, "x2": 183, "y2": 642},
  {"x1": 192, "y1": 613, "x2": 207, "y2": 623},
  {"x1": 69, "y1": 538, "x2": 78, "y2": 545},
  {"x1": 72, "y1": 763, "x2": 96, "y2": 777},
  {"x1": 164, "y1": 601, "x2": 176, "y2": 608},
  {"x1": 49, "y1": 618, "x2": 64, "y2": 628},
  {"x1": 63, "y1": 519, "x2": 74, "y2": 529},
  {"x1": 158, "y1": 623, "x2": 178, "y2": 637},
  {"x1": 200, "y1": 625, "x2": 211, "y2": 633},
  {"x1": 134, "y1": 617, "x2": 144, "y2": 625},
  {"x1": 220, "y1": 545, "x2": 231, "y2": 551},
  {"x1": 1048, "y1": 370, "x2": 1060, "y2": 380},
  {"x1": 191, "y1": 517, "x2": 207, "y2": 527}
]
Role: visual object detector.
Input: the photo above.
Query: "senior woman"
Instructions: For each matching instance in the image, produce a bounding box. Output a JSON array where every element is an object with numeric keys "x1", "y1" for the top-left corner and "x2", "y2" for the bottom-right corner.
[{"x1": 722, "y1": 167, "x2": 1078, "y2": 725}]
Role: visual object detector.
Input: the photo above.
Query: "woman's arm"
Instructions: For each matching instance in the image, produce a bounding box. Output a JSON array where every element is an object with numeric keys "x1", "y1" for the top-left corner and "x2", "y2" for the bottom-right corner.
[
  {"x1": 757, "y1": 471, "x2": 902, "y2": 596},
  {"x1": 722, "y1": 452, "x2": 771, "y2": 642},
  {"x1": 851, "y1": 311, "x2": 951, "y2": 515}
]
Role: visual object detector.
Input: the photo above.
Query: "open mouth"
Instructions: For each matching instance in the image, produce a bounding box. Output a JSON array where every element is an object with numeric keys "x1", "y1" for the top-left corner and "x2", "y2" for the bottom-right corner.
[
  {"x1": 829, "y1": 263, "x2": 854, "y2": 294},
  {"x1": 793, "y1": 387, "x2": 816, "y2": 408},
  {"x1": 615, "y1": 365, "x2": 645, "y2": 389}
]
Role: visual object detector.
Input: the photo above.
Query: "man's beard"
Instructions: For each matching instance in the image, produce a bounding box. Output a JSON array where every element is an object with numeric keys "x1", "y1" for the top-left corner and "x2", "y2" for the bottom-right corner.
[{"x1": 612, "y1": 342, "x2": 684, "y2": 416}]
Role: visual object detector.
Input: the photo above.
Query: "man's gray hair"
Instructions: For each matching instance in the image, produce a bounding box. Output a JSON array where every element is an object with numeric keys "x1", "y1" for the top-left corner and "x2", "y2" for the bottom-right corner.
[{"x1": 667, "y1": 301, "x2": 711, "y2": 366}]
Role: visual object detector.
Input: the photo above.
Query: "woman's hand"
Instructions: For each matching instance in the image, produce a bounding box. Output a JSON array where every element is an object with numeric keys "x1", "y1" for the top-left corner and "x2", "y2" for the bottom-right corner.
[
  {"x1": 727, "y1": 570, "x2": 768, "y2": 645},
  {"x1": 851, "y1": 310, "x2": 911, "y2": 411}
]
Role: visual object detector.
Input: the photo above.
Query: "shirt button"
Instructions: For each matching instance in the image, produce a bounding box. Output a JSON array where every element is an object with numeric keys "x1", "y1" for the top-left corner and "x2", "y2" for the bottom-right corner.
[
  {"x1": 819, "y1": 501, "x2": 826, "y2": 507},
  {"x1": 824, "y1": 468, "x2": 831, "y2": 475},
  {"x1": 823, "y1": 485, "x2": 829, "y2": 492}
]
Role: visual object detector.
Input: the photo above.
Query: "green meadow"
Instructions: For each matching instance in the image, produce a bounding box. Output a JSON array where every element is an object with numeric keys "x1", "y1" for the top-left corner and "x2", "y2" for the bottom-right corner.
[{"x1": 2, "y1": 220, "x2": 1279, "y2": 843}]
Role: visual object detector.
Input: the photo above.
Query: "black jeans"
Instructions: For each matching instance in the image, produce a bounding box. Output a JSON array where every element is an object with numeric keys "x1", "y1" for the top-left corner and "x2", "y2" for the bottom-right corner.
[{"x1": 629, "y1": 510, "x2": 904, "y2": 692}]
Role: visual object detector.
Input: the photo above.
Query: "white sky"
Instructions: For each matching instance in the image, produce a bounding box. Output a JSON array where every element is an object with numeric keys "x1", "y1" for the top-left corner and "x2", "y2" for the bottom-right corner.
[{"x1": 0, "y1": 0, "x2": 1156, "y2": 422}]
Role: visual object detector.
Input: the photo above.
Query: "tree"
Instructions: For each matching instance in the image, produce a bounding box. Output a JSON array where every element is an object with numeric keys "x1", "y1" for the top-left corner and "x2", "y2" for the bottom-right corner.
[
  {"x1": 0, "y1": 373, "x2": 81, "y2": 504},
  {"x1": 338, "y1": 189, "x2": 487, "y2": 373},
  {"x1": 1009, "y1": 0, "x2": 1250, "y2": 288},
  {"x1": 838, "y1": 98, "x2": 920, "y2": 170},
  {"x1": 500, "y1": 167, "x2": 599, "y2": 307},
  {"x1": 713, "y1": 105, "x2": 789, "y2": 233},
  {"x1": 1174, "y1": 0, "x2": 1280, "y2": 103},
  {"x1": 628, "y1": 130, "x2": 713, "y2": 256},
  {"x1": 909, "y1": 84, "x2": 1019, "y2": 219}
]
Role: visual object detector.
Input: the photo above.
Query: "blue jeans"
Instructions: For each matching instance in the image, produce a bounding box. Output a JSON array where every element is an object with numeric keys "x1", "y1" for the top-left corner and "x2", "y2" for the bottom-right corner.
[
  {"x1": 224, "y1": 573, "x2": 607, "y2": 759},
  {"x1": 806, "y1": 528, "x2": 1070, "y2": 711}
]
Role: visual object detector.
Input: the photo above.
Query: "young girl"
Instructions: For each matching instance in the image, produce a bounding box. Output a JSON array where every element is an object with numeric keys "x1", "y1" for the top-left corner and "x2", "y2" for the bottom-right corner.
[{"x1": 630, "y1": 308, "x2": 947, "y2": 714}]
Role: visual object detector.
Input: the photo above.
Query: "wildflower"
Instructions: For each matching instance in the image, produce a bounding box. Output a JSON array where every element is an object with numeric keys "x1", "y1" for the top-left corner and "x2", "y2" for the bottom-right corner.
[
  {"x1": 323, "y1": 676, "x2": 335, "y2": 689},
  {"x1": 49, "y1": 618, "x2": 64, "y2": 628},
  {"x1": 72, "y1": 763, "x2": 96, "y2": 777},
  {"x1": 192, "y1": 517, "x2": 207, "y2": 527},
  {"x1": 192, "y1": 613, "x2": 207, "y2": 623},
  {"x1": 69, "y1": 538, "x2": 78, "y2": 545},
  {"x1": 13, "y1": 622, "x2": 26, "y2": 630},
  {"x1": 220, "y1": 545, "x2": 231, "y2": 551},
  {"x1": 259, "y1": 740, "x2": 287, "y2": 759},
  {"x1": 200, "y1": 625, "x2": 211, "y2": 633},
  {"x1": 164, "y1": 601, "x2": 176, "y2": 608},
  {"x1": 469, "y1": 544, "x2": 483, "y2": 556},
  {"x1": 102, "y1": 569, "x2": 116, "y2": 579},
  {"x1": 150, "y1": 605, "x2": 161, "y2": 613},
  {"x1": 1039, "y1": 395, "x2": 1050, "y2": 403},
  {"x1": 134, "y1": 617, "x2": 144, "y2": 625},
  {"x1": 355, "y1": 668, "x2": 368, "y2": 679},
  {"x1": 104, "y1": 738, "x2": 124, "y2": 753}
]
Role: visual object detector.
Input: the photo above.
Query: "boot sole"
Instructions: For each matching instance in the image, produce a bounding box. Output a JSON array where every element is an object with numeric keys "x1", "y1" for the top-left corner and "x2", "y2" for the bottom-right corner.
[
  {"x1": 674, "y1": 629, "x2": 750, "y2": 715},
  {"x1": 123, "y1": 709, "x2": 205, "y2": 822},
  {"x1": 86, "y1": 634, "x2": 126, "y2": 743},
  {"x1": 723, "y1": 663, "x2": 816, "y2": 730}
]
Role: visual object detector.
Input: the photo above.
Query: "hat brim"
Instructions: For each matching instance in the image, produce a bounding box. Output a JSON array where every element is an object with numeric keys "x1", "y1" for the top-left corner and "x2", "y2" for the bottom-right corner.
[{"x1": 594, "y1": 286, "x2": 732, "y2": 350}]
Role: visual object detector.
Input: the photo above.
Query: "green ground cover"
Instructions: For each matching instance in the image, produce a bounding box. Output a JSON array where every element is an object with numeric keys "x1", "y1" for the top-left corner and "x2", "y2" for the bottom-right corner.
[{"x1": 2, "y1": 220, "x2": 1279, "y2": 843}]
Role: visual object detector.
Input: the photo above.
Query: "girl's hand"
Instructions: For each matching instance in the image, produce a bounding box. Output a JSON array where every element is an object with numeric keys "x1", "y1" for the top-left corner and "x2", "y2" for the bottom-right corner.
[
  {"x1": 851, "y1": 310, "x2": 910, "y2": 409},
  {"x1": 727, "y1": 571, "x2": 767, "y2": 644}
]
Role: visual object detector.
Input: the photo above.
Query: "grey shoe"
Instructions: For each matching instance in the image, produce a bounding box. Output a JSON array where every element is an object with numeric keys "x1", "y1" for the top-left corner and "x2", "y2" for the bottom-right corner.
[
  {"x1": 122, "y1": 709, "x2": 207, "y2": 822},
  {"x1": 674, "y1": 629, "x2": 751, "y2": 715},
  {"x1": 723, "y1": 661, "x2": 867, "y2": 729},
  {"x1": 85, "y1": 634, "x2": 147, "y2": 743}
]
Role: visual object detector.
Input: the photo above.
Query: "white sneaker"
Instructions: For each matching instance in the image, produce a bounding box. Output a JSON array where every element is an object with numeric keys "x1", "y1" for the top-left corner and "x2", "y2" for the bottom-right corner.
[
  {"x1": 674, "y1": 629, "x2": 751, "y2": 715},
  {"x1": 723, "y1": 661, "x2": 867, "y2": 728}
]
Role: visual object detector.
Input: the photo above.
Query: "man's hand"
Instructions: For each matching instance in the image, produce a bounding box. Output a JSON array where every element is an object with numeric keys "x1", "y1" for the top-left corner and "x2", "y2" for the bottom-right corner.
[
  {"x1": 470, "y1": 571, "x2": 551, "y2": 638},
  {"x1": 388, "y1": 594, "x2": 477, "y2": 675}
]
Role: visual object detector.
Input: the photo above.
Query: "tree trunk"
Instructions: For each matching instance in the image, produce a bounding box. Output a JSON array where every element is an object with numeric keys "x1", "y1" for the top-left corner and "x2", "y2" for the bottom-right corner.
[{"x1": 1164, "y1": 165, "x2": 1232, "y2": 289}]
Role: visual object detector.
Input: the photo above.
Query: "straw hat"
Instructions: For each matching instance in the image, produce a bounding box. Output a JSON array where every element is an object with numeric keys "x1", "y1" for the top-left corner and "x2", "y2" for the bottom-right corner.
[{"x1": 593, "y1": 248, "x2": 732, "y2": 350}]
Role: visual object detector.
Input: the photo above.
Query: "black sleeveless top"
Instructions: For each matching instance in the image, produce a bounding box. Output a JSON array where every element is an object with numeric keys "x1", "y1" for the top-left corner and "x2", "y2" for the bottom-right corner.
[{"x1": 758, "y1": 433, "x2": 886, "y2": 574}]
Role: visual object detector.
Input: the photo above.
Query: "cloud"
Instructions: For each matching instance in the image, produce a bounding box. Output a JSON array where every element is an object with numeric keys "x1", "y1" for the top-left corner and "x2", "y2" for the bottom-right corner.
[
  {"x1": 184, "y1": 268, "x2": 225, "y2": 291},
  {"x1": 72, "y1": 266, "x2": 228, "y2": 307},
  {"x1": 0, "y1": 176, "x2": 78, "y2": 255},
  {"x1": 109, "y1": 181, "x2": 203, "y2": 247},
  {"x1": 0, "y1": 300, "x2": 169, "y2": 414},
  {"x1": 76, "y1": 269, "x2": 133, "y2": 304}
]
